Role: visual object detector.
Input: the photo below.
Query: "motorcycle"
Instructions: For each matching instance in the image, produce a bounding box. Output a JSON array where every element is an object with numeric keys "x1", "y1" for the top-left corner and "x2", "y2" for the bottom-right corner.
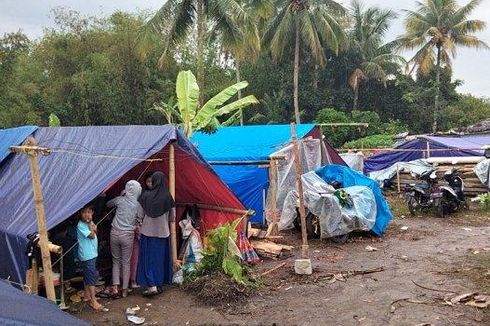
[
  {"x1": 440, "y1": 168, "x2": 467, "y2": 215},
  {"x1": 405, "y1": 170, "x2": 445, "y2": 217},
  {"x1": 293, "y1": 181, "x2": 350, "y2": 243}
]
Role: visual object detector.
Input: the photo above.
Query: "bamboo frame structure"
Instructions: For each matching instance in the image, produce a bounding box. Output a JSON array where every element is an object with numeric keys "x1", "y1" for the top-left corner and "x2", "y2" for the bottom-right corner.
[
  {"x1": 175, "y1": 203, "x2": 254, "y2": 216},
  {"x1": 169, "y1": 143, "x2": 178, "y2": 269},
  {"x1": 10, "y1": 138, "x2": 56, "y2": 302},
  {"x1": 290, "y1": 124, "x2": 309, "y2": 258}
]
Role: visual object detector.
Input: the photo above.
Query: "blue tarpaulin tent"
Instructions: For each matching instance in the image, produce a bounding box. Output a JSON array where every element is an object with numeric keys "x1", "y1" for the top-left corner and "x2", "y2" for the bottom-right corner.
[
  {"x1": 0, "y1": 126, "x2": 38, "y2": 164},
  {"x1": 315, "y1": 164, "x2": 392, "y2": 235},
  {"x1": 0, "y1": 280, "x2": 88, "y2": 326},
  {"x1": 365, "y1": 134, "x2": 490, "y2": 173},
  {"x1": 191, "y1": 124, "x2": 345, "y2": 223},
  {"x1": 0, "y1": 125, "x2": 244, "y2": 284}
]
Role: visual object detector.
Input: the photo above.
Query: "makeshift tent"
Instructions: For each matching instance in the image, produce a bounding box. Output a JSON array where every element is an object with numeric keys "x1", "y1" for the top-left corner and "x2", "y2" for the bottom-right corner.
[
  {"x1": 0, "y1": 280, "x2": 89, "y2": 326},
  {"x1": 0, "y1": 126, "x2": 38, "y2": 165},
  {"x1": 365, "y1": 134, "x2": 490, "y2": 173},
  {"x1": 315, "y1": 164, "x2": 392, "y2": 235},
  {"x1": 0, "y1": 125, "x2": 245, "y2": 284},
  {"x1": 191, "y1": 124, "x2": 345, "y2": 223}
]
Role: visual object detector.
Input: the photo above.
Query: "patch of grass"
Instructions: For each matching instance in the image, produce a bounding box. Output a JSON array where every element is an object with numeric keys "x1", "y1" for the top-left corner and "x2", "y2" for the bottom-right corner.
[{"x1": 449, "y1": 252, "x2": 490, "y2": 294}]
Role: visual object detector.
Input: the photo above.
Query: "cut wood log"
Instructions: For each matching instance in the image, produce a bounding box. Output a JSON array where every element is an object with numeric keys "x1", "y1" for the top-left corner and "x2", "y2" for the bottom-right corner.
[{"x1": 251, "y1": 240, "x2": 294, "y2": 258}]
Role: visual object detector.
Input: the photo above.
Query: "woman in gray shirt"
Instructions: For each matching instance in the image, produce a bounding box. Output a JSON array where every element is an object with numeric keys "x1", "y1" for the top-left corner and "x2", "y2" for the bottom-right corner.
[{"x1": 106, "y1": 180, "x2": 142, "y2": 297}]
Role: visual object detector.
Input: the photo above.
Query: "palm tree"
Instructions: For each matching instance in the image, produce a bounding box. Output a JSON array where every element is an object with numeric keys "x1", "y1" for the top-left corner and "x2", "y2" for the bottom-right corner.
[
  {"x1": 217, "y1": 0, "x2": 273, "y2": 125},
  {"x1": 398, "y1": 0, "x2": 488, "y2": 132},
  {"x1": 141, "y1": 0, "x2": 246, "y2": 105},
  {"x1": 265, "y1": 0, "x2": 346, "y2": 123},
  {"x1": 348, "y1": 0, "x2": 405, "y2": 110},
  {"x1": 152, "y1": 70, "x2": 259, "y2": 137}
]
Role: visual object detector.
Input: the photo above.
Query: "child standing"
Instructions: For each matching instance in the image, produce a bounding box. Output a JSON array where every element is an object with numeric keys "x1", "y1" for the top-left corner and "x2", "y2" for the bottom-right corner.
[{"x1": 77, "y1": 206, "x2": 103, "y2": 311}]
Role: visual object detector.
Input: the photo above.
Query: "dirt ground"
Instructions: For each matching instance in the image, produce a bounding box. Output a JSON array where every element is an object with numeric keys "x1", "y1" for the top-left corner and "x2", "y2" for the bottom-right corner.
[{"x1": 75, "y1": 199, "x2": 490, "y2": 326}]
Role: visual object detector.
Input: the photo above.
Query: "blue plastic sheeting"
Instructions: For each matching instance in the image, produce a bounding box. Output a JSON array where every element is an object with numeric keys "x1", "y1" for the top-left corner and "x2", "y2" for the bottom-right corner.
[
  {"x1": 0, "y1": 280, "x2": 89, "y2": 326},
  {"x1": 191, "y1": 124, "x2": 316, "y2": 161},
  {"x1": 192, "y1": 124, "x2": 316, "y2": 223},
  {"x1": 213, "y1": 165, "x2": 269, "y2": 224},
  {"x1": 315, "y1": 164, "x2": 392, "y2": 235},
  {"x1": 0, "y1": 126, "x2": 38, "y2": 164},
  {"x1": 0, "y1": 125, "x2": 205, "y2": 284},
  {"x1": 364, "y1": 134, "x2": 490, "y2": 173}
]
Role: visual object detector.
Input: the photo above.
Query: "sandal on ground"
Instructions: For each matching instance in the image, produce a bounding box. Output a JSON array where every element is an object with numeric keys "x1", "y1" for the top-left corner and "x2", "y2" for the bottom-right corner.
[
  {"x1": 142, "y1": 289, "x2": 159, "y2": 297},
  {"x1": 96, "y1": 288, "x2": 117, "y2": 299}
]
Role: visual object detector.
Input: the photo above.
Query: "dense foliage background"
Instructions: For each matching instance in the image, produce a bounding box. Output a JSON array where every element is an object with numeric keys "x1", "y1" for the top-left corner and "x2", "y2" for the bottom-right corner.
[{"x1": 1, "y1": 3, "x2": 489, "y2": 148}]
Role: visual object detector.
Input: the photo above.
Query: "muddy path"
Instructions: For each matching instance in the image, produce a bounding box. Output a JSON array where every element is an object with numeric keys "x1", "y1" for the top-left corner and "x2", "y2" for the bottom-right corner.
[{"x1": 75, "y1": 209, "x2": 490, "y2": 325}]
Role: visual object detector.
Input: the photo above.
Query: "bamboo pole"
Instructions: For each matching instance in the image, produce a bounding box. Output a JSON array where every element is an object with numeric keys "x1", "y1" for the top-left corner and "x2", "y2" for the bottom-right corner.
[
  {"x1": 291, "y1": 123, "x2": 309, "y2": 258},
  {"x1": 267, "y1": 159, "x2": 279, "y2": 236},
  {"x1": 175, "y1": 203, "x2": 254, "y2": 216},
  {"x1": 11, "y1": 138, "x2": 56, "y2": 302},
  {"x1": 396, "y1": 166, "x2": 401, "y2": 193},
  {"x1": 169, "y1": 143, "x2": 178, "y2": 269}
]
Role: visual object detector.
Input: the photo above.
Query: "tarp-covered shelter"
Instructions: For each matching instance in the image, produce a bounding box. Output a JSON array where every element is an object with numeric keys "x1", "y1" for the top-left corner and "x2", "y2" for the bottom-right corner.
[
  {"x1": 0, "y1": 125, "x2": 245, "y2": 284},
  {"x1": 191, "y1": 124, "x2": 345, "y2": 223},
  {"x1": 0, "y1": 280, "x2": 89, "y2": 326},
  {"x1": 315, "y1": 164, "x2": 393, "y2": 235},
  {"x1": 0, "y1": 126, "x2": 38, "y2": 165},
  {"x1": 365, "y1": 134, "x2": 490, "y2": 173}
]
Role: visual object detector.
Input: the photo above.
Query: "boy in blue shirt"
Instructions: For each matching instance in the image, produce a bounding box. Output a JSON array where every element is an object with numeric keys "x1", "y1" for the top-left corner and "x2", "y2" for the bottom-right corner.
[{"x1": 77, "y1": 206, "x2": 103, "y2": 311}]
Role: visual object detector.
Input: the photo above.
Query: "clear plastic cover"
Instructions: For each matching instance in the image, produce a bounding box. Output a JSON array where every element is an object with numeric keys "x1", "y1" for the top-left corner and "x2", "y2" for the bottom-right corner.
[
  {"x1": 340, "y1": 152, "x2": 365, "y2": 172},
  {"x1": 474, "y1": 158, "x2": 490, "y2": 186},
  {"x1": 369, "y1": 159, "x2": 435, "y2": 187},
  {"x1": 277, "y1": 171, "x2": 377, "y2": 237},
  {"x1": 265, "y1": 139, "x2": 322, "y2": 223}
]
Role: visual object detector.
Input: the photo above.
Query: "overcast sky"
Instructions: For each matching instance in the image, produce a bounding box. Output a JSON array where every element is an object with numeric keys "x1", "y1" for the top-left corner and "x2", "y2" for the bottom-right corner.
[{"x1": 1, "y1": 0, "x2": 489, "y2": 97}]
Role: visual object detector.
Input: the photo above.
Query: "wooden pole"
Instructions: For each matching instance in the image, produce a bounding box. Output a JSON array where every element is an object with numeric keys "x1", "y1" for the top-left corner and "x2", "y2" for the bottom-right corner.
[
  {"x1": 169, "y1": 143, "x2": 178, "y2": 269},
  {"x1": 396, "y1": 166, "x2": 401, "y2": 193},
  {"x1": 175, "y1": 203, "x2": 254, "y2": 216},
  {"x1": 11, "y1": 138, "x2": 56, "y2": 302},
  {"x1": 291, "y1": 123, "x2": 309, "y2": 258},
  {"x1": 266, "y1": 159, "x2": 279, "y2": 236}
]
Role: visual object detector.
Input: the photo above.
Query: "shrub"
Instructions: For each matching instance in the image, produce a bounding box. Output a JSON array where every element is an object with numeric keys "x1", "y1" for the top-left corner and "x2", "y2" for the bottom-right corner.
[{"x1": 343, "y1": 134, "x2": 395, "y2": 149}]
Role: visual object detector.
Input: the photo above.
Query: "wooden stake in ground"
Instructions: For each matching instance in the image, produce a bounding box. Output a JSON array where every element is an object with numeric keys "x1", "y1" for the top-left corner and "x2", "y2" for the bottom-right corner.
[
  {"x1": 10, "y1": 138, "x2": 56, "y2": 302},
  {"x1": 168, "y1": 142, "x2": 179, "y2": 269},
  {"x1": 266, "y1": 159, "x2": 279, "y2": 236},
  {"x1": 290, "y1": 123, "x2": 309, "y2": 258}
]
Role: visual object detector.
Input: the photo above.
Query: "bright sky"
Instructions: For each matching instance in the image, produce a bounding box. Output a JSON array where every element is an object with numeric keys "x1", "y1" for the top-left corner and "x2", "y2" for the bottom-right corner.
[{"x1": 1, "y1": 0, "x2": 489, "y2": 97}]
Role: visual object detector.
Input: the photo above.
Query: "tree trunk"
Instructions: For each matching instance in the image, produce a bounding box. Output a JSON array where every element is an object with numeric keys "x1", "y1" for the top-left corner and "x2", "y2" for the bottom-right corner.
[
  {"x1": 197, "y1": 0, "x2": 205, "y2": 107},
  {"x1": 293, "y1": 16, "x2": 301, "y2": 124},
  {"x1": 353, "y1": 82, "x2": 359, "y2": 111},
  {"x1": 433, "y1": 45, "x2": 441, "y2": 133},
  {"x1": 236, "y1": 59, "x2": 243, "y2": 126},
  {"x1": 312, "y1": 64, "x2": 318, "y2": 90}
]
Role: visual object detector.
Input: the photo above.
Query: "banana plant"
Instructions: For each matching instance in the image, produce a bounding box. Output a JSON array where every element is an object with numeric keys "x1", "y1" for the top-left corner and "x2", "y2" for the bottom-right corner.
[{"x1": 156, "y1": 70, "x2": 259, "y2": 137}]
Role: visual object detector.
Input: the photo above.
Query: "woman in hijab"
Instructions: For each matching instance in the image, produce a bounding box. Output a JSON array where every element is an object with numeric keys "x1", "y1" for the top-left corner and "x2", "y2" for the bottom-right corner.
[
  {"x1": 106, "y1": 180, "x2": 142, "y2": 298},
  {"x1": 137, "y1": 171, "x2": 175, "y2": 296},
  {"x1": 129, "y1": 171, "x2": 155, "y2": 289}
]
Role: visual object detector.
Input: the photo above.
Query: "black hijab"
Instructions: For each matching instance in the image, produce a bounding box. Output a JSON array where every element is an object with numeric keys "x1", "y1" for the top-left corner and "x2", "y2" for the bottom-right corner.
[{"x1": 138, "y1": 172, "x2": 175, "y2": 217}]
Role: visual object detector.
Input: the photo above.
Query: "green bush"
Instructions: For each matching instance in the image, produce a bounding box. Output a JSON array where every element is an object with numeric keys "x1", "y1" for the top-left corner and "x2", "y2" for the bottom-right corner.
[{"x1": 342, "y1": 134, "x2": 395, "y2": 149}]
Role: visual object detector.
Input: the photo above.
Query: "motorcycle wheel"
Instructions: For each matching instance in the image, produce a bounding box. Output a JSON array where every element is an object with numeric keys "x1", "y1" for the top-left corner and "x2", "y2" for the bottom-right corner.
[
  {"x1": 331, "y1": 233, "x2": 349, "y2": 244},
  {"x1": 306, "y1": 213, "x2": 321, "y2": 239},
  {"x1": 407, "y1": 196, "x2": 420, "y2": 216},
  {"x1": 435, "y1": 202, "x2": 445, "y2": 218}
]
